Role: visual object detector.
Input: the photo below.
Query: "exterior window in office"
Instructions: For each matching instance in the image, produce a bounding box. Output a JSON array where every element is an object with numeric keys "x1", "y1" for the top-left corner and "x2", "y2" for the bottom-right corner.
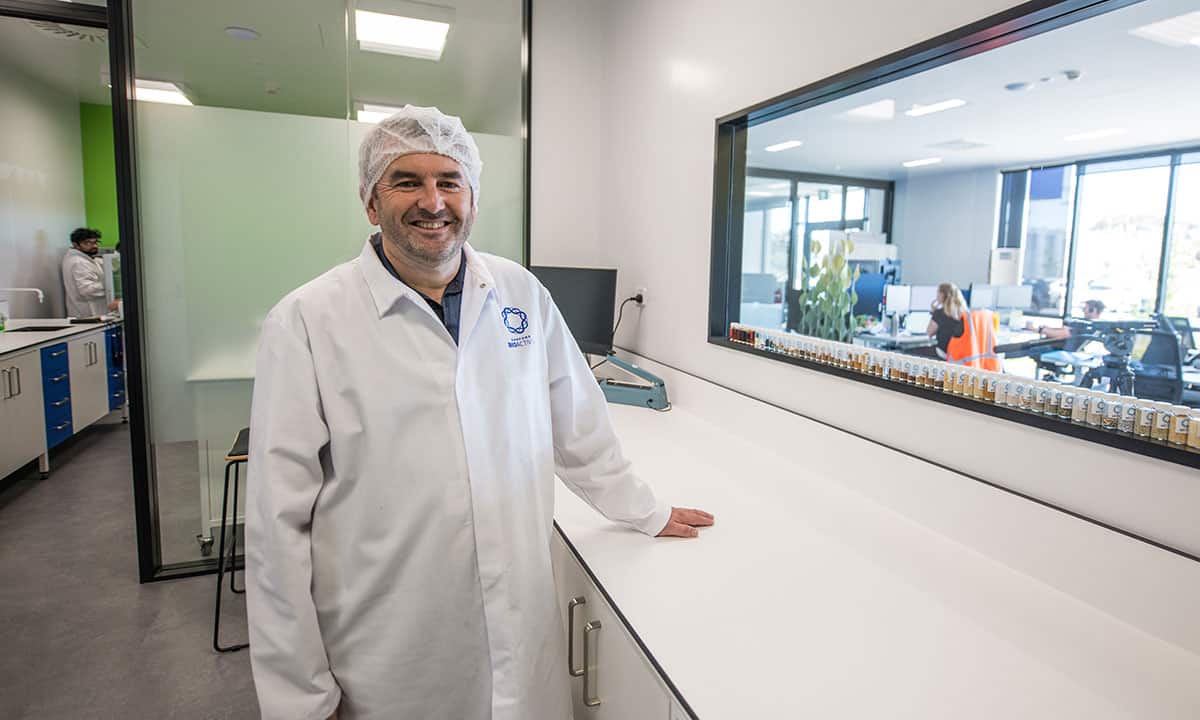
[{"x1": 1004, "y1": 166, "x2": 1077, "y2": 317}]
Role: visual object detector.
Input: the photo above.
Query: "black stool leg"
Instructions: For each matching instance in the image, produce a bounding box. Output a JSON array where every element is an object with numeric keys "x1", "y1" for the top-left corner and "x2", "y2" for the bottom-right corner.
[
  {"x1": 229, "y1": 461, "x2": 244, "y2": 594},
  {"x1": 214, "y1": 460, "x2": 248, "y2": 653}
]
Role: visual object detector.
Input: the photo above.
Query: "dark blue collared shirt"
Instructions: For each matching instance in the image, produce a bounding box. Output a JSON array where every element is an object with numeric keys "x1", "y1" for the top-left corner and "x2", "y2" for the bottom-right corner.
[{"x1": 371, "y1": 233, "x2": 466, "y2": 344}]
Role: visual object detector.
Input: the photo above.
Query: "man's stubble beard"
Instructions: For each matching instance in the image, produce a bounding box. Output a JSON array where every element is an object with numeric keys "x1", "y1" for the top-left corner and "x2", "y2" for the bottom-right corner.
[{"x1": 379, "y1": 207, "x2": 474, "y2": 270}]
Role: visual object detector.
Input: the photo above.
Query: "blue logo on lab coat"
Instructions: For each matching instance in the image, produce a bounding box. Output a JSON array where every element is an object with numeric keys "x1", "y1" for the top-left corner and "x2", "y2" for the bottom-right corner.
[{"x1": 501, "y1": 307, "x2": 528, "y2": 334}]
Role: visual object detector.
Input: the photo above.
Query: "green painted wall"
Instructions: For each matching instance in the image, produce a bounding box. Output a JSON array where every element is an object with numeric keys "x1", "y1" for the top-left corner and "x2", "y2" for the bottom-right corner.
[{"x1": 79, "y1": 103, "x2": 119, "y2": 248}]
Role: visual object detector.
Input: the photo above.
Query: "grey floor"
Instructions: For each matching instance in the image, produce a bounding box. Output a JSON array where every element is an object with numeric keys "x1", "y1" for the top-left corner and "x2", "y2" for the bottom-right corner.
[{"x1": 0, "y1": 414, "x2": 260, "y2": 719}]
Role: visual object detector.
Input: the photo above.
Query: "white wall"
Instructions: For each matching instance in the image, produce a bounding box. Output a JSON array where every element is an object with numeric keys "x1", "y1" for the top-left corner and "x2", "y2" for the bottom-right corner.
[
  {"x1": 532, "y1": 0, "x2": 1200, "y2": 557},
  {"x1": 891, "y1": 167, "x2": 1000, "y2": 287},
  {"x1": 0, "y1": 63, "x2": 85, "y2": 319}
]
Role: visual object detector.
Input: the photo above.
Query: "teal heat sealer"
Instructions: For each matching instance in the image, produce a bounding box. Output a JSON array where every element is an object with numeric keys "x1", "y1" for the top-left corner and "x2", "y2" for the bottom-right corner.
[{"x1": 596, "y1": 354, "x2": 670, "y2": 410}]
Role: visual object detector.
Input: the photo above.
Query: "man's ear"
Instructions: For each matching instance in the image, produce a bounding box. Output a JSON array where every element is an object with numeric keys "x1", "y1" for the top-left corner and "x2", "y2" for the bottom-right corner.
[{"x1": 365, "y1": 188, "x2": 380, "y2": 225}]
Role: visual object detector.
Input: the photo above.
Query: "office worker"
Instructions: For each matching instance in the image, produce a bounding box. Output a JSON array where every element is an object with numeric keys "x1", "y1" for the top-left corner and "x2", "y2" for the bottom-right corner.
[
  {"x1": 925, "y1": 282, "x2": 967, "y2": 359},
  {"x1": 1038, "y1": 299, "x2": 1105, "y2": 341},
  {"x1": 245, "y1": 106, "x2": 713, "y2": 720},
  {"x1": 61, "y1": 227, "x2": 118, "y2": 318}
]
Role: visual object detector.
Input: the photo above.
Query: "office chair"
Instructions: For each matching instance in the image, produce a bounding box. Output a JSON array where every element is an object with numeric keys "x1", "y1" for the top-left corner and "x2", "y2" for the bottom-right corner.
[{"x1": 1129, "y1": 330, "x2": 1184, "y2": 404}]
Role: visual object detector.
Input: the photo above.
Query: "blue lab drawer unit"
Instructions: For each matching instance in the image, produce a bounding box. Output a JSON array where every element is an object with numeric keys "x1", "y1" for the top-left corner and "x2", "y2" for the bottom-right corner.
[
  {"x1": 40, "y1": 343, "x2": 73, "y2": 448},
  {"x1": 105, "y1": 326, "x2": 125, "y2": 412}
]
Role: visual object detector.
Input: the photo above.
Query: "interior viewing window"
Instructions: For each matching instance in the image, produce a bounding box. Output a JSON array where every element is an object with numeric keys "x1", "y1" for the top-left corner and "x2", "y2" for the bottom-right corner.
[{"x1": 709, "y1": 0, "x2": 1200, "y2": 468}]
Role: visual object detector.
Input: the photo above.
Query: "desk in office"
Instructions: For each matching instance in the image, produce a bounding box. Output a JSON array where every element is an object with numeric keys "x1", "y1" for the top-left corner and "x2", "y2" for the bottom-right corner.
[{"x1": 853, "y1": 330, "x2": 935, "y2": 351}]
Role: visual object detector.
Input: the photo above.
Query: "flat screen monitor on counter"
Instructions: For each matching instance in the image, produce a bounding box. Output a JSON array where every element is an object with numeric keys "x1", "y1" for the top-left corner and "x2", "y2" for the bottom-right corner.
[{"x1": 530, "y1": 266, "x2": 617, "y2": 356}]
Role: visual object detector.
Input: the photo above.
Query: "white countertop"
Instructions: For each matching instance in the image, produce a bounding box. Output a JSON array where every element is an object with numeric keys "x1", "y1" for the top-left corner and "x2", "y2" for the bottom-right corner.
[
  {"x1": 555, "y1": 400, "x2": 1200, "y2": 718},
  {"x1": 0, "y1": 318, "x2": 122, "y2": 358}
]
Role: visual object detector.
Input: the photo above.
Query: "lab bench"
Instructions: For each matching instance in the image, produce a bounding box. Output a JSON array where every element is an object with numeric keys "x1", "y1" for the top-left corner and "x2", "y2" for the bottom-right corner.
[
  {"x1": 552, "y1": 354, "x2": 1200, "y2": 718},
  {"x1": 0, "y1": 320, "x2": 126, "y2": 480}
]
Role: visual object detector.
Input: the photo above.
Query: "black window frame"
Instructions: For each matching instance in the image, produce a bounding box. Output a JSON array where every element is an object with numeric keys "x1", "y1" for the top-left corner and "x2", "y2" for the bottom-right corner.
[{"x1": 707, "y1": 0, "x2": 1199, "y2": 471}]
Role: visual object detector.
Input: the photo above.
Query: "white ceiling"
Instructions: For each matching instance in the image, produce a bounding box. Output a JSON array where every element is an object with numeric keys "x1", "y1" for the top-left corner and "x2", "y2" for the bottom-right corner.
[
  {"x1": 0, "y1": 0, "x2": 523, "y2": 134},
  {"x1": 748, "y1": 0, "x2": 1200, "y2": 181}
]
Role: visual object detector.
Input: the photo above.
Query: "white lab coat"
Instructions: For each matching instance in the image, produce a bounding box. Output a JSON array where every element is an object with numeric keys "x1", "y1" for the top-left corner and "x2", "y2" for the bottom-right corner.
[
  {"x1": 246, "y1": 240, "x2": 670, "y2": 720},
  {"x1": 61, "y1": 248, "x2": 106, "y2": 318}
]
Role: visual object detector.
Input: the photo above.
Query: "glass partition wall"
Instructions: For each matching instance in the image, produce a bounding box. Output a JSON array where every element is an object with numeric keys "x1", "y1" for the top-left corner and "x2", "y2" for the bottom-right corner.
[
  {"x1": 710, "y1": 0, "x2": 1200, "y2": 471},
  {"x1": 121, "y1": 0, "x2": 528, "y2": 577}
]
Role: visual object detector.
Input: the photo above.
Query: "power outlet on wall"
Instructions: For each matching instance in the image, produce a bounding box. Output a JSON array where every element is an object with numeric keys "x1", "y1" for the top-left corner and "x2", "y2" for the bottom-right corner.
[{"x1": 635, "y1": 287, "x2": 648, "y2": 305}]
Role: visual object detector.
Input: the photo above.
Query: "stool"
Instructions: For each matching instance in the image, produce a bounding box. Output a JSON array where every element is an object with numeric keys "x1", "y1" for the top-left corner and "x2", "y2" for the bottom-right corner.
[{"x1": 213, "y1": 428, "x2": 250, "y2": 653}]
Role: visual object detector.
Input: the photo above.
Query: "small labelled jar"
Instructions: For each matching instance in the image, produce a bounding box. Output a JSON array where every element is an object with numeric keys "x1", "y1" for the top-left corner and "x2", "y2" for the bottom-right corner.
[
  {"x1": 1151, "y1": 402, "x2": 1173, "y2": 442},
  {"x1": 1031, "y1": 383, "x2": 1047, "y2": 414},
  {"x1": 1169, "y1": 405, "x2": 1190, "y2": 446},
  {"x1": 1058, "y1": 388, "x2": 1075, "y2": 420},
  {"x1": 1188, "y1": 408, "x2": 1200, "y2": 450},
  {"x1": 972, "y1": 371, "x2": 987, "y2": 401},
  {"x1": 1008, "y1": 381, "x2": 1024, "y2": 409},
  {"x1": 995, "y1": 377, "x2": 1010, "y2": 406},
  {"x1": 1102, "y1": 394, "x2": 1122, "y2": 432},
  {"x1": 1135, "y1": 399, "x2": 1156, "y2": 438},
  {"x1": 933, "y1": 364, "x2": 947, "y2": 392},
  {"x1": 1047, "y1": 385, "x2": 1063, "y2": 417},
  {"x1": 1071, "y1": 391, "x2": 1089, "y2": 424},
  {"x1": 1071, "y1": 390, "x2": 1090, "y2": 424},
  {"x1": 1086, "y1": 392, "x2": 1106, "y2": 427},
  {"x1": 984, "y1": 374, "x2": 998, "y2": 403},
  {"x1": 1021, "y1": 382, "x2": 1037, "y2": 412},
  {"x1": 1118, "y1": 399, "x2": 1136, "y2": 435}
]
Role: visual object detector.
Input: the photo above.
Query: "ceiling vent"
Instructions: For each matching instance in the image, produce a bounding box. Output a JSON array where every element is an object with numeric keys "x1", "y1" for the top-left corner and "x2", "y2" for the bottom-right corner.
[
  {"x1": 927, "y1": 139, "x2": 990, "y2": 152},
  {"x1": 27, "y1": 20, "x2": 107, "y2": 44}
]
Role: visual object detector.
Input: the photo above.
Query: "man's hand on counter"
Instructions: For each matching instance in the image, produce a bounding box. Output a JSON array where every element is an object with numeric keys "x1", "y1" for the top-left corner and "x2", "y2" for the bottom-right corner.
[{"x1": 657, "y1": 507, "x2": 714, "y2": 538}]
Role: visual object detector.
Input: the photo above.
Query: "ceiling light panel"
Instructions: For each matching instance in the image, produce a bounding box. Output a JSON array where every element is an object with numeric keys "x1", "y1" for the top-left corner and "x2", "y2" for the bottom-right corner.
[
  {"x1": 843, "y1": 99, "x2": 895, "y2": 121},
  {"x1": 764, "y1": 140, "x2": 803, "y2": 152},
  {"x1": 902, "y1": 157, "x2": 942, "y2": 168},
  {"x1": 1129, "y1": 10, "x2": 1200, "y2": 47},
  {"x1": 905, "y1": 98, "x2": 967, "y2": 117},
  {"x1": 355, "y1": 1, "x2": 455, "y2": 61},
  {"x1": 356, "y1": 102, "x2": 405, "y2": 123}
]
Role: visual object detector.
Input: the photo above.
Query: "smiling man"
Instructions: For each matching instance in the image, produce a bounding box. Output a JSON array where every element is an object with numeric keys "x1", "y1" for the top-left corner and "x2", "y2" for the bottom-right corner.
[{"x1": 245, "y1": 106, "x2": 712, "y2": 720}]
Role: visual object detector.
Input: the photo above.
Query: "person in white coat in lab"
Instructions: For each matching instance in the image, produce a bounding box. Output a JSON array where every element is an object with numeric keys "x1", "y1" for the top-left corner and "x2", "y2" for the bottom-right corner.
[
  {"x1": 245, "y1": 105, "x2": 713, "y2": 720},
  {"x1": 61, "y1": 227, "x2": 116, "y2": 318}
]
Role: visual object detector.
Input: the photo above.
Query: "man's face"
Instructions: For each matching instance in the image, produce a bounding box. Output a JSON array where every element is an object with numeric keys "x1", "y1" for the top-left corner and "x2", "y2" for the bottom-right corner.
[
  {"x1": 366, "y1": 153, "x2": 475, "y2": 268},
  {"x1": 75, "y1": 237, "x2": 100, "y2": 257},
  {"x1": 1084, "y1": 304, "x2": 1102, "y2": 320}
]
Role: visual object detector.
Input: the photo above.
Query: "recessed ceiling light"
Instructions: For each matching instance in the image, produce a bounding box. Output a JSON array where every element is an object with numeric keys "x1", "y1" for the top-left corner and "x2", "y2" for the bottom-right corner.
[
  {"x1": 904, "y1": 98, "x2": 967, "y2": 117},
  {"x1": 101, "y1": 72, "x2": 192, "y2": 105},
  {"x1": 1005, "y1": 81, "x2": 1033, "y2": 92},
  {"x1": 224, "y1": 26, "x2": 260, "y2": 40},
  {"x1": 356, "y1": 102, "x2": 405, "y2": 123},
  {"x1": 134, "y1": 79, "x2": 193, "y2": 106},
  {"x1": 902, "y1": 157, "x2": 942, "y2": 168},
  {"x1": 1130, "y1": 10, "x2": 1200, "y2": 47},
  {"x1": 355, "y1": 5, "x2": 452, "y2": 61},
  {"x1": 844, "y1": 99, "x2": 895, "y2": 120},
  {"x1": 1064, "y1": 128, "x2": 1126, "y2": 142},
  {"x1": 764, "y1": 140, "x2": 803, "y2": 152}
]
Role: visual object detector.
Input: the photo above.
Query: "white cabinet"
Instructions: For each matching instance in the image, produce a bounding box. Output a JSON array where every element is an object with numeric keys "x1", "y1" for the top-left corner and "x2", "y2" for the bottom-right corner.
[
  {"x1": 551, "y1": 531, "x2": 672, "y2": 720},
  {"x1": 0, "y1": 350, "x2": 46, "y2": 479},
  {"x1": 68, "y1": 331, "x2": 109, "y2": 430}
]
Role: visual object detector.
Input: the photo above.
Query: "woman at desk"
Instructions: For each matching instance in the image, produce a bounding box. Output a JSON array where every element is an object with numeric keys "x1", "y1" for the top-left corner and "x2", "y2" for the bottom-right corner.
[{"x1": 925, "y1": 282, "x2": 966, "y2": 359}]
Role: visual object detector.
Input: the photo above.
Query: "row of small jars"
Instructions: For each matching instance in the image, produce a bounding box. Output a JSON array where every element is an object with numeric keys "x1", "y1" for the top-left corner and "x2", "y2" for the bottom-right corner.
[{"x1": 729, "y1": 322, "x2": 1200, "y2": 450}]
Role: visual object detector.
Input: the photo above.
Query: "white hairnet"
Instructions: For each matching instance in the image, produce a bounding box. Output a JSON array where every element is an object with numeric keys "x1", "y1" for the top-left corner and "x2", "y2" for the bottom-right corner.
[{"x1": 358, "y1": 105, "x2": 483, "y2": 210}]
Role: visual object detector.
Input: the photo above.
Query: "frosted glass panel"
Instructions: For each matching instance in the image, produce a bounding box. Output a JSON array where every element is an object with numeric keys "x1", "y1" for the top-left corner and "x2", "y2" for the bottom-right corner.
[{"x1": 132, "y1": 0, "x2": 526, "y2": 565}]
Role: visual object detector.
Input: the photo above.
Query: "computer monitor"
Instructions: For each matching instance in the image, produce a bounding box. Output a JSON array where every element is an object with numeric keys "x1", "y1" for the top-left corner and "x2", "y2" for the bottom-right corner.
[
  {"x1": 530, "y1": 266, "x2": 617, "y2": 355},
  {"x1": 905, "y1": 311, "x2": 932, "y2": 333},
  {"x1": 995, "y1": 284, "x2": 1033, "y2": 310},
  {"x1": 909, "y1": 285, "x2": 938, "y2": 312},
  {"x1": 882, "y1": 284, "x2": 910, "y2": 315},
  {"x1": 1165, "y1": 316, "x2": 1196, "y2": 353},
  {"x1": 969, "y1": 283, "x2": 997, "y2": 309}
]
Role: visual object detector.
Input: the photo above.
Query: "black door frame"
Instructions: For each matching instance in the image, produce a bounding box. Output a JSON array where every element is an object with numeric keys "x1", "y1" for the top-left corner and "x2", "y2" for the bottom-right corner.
[{"x1": 1, "y1": 0, "x2": 533, "y2": 582}]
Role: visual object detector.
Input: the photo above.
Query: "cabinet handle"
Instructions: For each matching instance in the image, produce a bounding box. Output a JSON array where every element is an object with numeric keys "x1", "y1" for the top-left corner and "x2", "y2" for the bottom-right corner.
[
  {"x1": 583, "y1": 620, "x2": 602, "y2": 708},
  {"x1": 1, "y1": 369, "x2": 9, "y2": 399},
  {"x1": 52, "y1": 397, "x2": 70, "y2": 407},
  {"x1": 51, "y1": 373, "x2": 68, "y2": 383},
  {"x1": 49, "y1": 349, "x2": 66, "y2": 358},
  {"x1": 52, "y1": 421, "x2": 70, "y2": 431},
  {"x1": 568, "y1": 596, "x2": 587, "y2": 677},
  {"x1": 11, "y1": 366, "x2": 19, "y2": 397}
]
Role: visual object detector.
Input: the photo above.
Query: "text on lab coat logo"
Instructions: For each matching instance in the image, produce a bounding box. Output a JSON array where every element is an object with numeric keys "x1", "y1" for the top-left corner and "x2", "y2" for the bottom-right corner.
[{"x1": 502, "y1": 307, "x2": 533, "y2": 348}]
